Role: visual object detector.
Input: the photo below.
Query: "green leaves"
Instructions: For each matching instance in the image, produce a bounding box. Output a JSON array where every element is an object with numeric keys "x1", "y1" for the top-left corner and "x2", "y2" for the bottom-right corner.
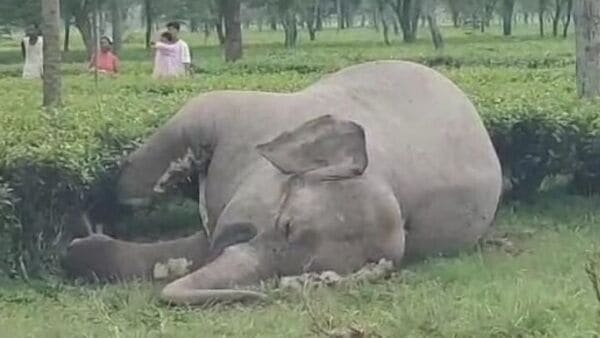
[{"x1": 443, "y1": 66, "x2": 600, "y2": 199}]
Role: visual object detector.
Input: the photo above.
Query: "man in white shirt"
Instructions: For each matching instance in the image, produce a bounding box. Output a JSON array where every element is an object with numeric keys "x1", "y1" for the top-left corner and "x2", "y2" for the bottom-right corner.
[{"x1": 166, "y1": 21, "x2": 192, "y2": 76}]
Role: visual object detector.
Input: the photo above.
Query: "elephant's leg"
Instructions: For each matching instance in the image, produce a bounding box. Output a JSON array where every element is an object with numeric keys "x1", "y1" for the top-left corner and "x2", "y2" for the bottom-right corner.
[{"x1": 403, "y1": 187, "x2": 499, "y2": 260}]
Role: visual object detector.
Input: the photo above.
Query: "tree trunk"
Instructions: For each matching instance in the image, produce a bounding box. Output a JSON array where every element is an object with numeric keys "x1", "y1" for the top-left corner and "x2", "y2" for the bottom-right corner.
[
  {"x1": 343, "y1": 1, "x2": 352, "y2": 29},
  {"x1": 204, "y1": 22, "x2": 211, "y2": 44},
  {"x1": 270, "y1": 16, "x2": 277, "y2": 30},
  {"x1": 502, "y1": 0, "x2": 515, "y2": 36},
  {"x1": 216, "y1": 15, "x2": 226, "y2": 45},
  {"x1": 451, "y1": 11, "x2": 459, "y2": 27},
  {"x1": 524, "y1": 12, "x2": 529, "y2": 24},
  {"x1": 539, "y1": 0, "x2": 546, "y2": 37},
  {"x1": 282, "y1": 12, "x2": 298, "y2": 48},
  {"x1": 110, "y1": 0, "x2": 123, "y2": 55},
  {"x1": 191, "y1": 18, "x2": 199, "y2": 32},
  {"x1": 337, "y1": 0, "x2": 343, "y2": 31},
  {"x1": 63, "y1": 17, "x2": 70, "y2": 52},
  {"x1": 484, "y1": 1, "x2": 495, "y2": 27},
  {"x1": 563, "y1": 0, "x2": 573, "y2": 37},
  {"x1": 448, "y1": 0, "x2": 460, "y2": 27},
  {"x1": 257, "y1": 17, "x2": 263, "y2": 32},
  {"x1": 144, "y1": 0, "x2": 152, "y2": 49},
  {"x1": 307, "y1": 0, "x2": 320, "y2": 41},
  {"x1": 393, "y1": 0, "x2": 418, "y2": 43},
  {"x1": 316, "y1": 6, "x2": 323, "y2": 30},
  {"x1": 373, "y1": 9, "x2": 380, "y2": 32},
  {"x1": 42, "y1": 0, "x2": 62, "y2": 107},
  {"x1": 74, "y1": 11, "x2": 94, "y2": 56},
  {"x1": 575, "y1": 0, "x2": 600, "y2": 98},
  {"x1": 223, "y1": 0, "x2": 242, "y2": 62},
  {"x1": 425, "y1": 0, "x2": 443, "y2": 49},
  {"x1": 377, "y1": 0, "x2": 390, "y2": 45},
  {"x1": 552, "y1": 0, "x2": 563, "y2": 37}
]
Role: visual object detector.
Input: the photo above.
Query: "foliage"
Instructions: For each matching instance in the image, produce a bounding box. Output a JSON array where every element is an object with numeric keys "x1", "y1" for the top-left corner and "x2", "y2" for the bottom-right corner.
[{"x1": 0, "y1": 0, "x2": 41, "y2": 28}]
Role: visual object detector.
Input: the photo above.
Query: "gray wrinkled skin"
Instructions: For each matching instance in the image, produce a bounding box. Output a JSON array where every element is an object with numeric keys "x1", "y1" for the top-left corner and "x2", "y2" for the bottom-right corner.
[
  {"x1": 103, "y1": 61, "x2": 502, "y2": 305},
  {"x1": 61, "y1": 232, "x2": 210, "y2": 283}
]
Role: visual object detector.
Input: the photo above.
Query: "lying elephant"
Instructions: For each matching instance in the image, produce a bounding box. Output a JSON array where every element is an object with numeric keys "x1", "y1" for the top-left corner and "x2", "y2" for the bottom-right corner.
[
  {"x1": 82, "y1": 60, "x2": 502, "y2": 305},
  {"x1": 61, "y1": 231, "x2": 209, "y2": 283}
]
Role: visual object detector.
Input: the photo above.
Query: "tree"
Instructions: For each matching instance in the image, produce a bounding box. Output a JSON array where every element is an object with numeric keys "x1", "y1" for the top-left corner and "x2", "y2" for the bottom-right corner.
[
  {"x1": 502, "y1": 0, "x2": 515, "y2": 35},
  {"x1": 446, "y1": 0, "x2": 461, "y2": 27},
  {"x1": 144, "y1": 0, "x2": 153, "y2": 49},
  {"x1": 539, "y1": 0, "x2": 548, "y2": 36},
  {"x1": 424, "y1": 0, "x2": 443, "y2": 49},
  {"x1": 41, "y1": 0, "x2": 61, "y2": 107},
  {"x1": 551, "y1": 0, "x2": 570, "y2": 37},
  {"x1": 388, "y1": 0, "x2": 421, "y2": 43},
  {"x1": 279, "y1": 0, "x2": 299, "y2": 48},
  {"x1": 224, "y1": 0, "x2": 243, "y2": 61},
  {"x1": 110, "y1": 0, "x2": 122, "y2": 55},
  {"x1": 0, "y1": 0, "x2": 40, "y2": 27},
  {"x1": 376, "y1": 0, "x2": 391, "y2": 45},
  {"x1": 574, "y1": 0, "x2": 600, "y2": 98},
  {"x1": 62, "y1": 0, "x2": 100, "y2": 57},
  {"x1": 562, "y1": 0, "x2": 573, "y2": 38}
]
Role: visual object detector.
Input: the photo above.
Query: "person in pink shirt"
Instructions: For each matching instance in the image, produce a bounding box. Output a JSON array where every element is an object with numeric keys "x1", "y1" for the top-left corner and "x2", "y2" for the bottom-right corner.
[
  {"x1": 151, "y1": 32, "x2": 182, "y2": 79},
  {"x1": 88, "y1": 36, "x2": 120, "y2": 75}
]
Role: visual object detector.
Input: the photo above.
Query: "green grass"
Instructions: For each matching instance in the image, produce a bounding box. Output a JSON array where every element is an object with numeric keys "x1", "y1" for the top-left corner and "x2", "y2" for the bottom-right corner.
[
  {"x1": 1, "y1": 193, "x2": 600, "y2": 337},
  {"x1": 1, "y1": 25, "x2": 599, "y2": 337}
]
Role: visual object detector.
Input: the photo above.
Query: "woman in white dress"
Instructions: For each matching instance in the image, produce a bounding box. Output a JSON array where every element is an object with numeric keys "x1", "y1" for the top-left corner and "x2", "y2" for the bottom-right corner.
[{"x1": 21, "y1": 26, "x2": 43, "y2": 80}]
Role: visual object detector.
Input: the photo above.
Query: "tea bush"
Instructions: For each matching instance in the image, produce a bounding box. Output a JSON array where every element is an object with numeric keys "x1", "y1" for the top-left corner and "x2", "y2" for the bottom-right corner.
[{"x1": 0, "y1": 27, "x2": 597, "y2": 276}]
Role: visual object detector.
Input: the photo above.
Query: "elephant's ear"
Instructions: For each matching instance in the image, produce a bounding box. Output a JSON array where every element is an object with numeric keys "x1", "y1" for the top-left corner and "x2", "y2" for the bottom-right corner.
[{"x1": 256, "y1": 115, "x2": 368, "y2": 181}]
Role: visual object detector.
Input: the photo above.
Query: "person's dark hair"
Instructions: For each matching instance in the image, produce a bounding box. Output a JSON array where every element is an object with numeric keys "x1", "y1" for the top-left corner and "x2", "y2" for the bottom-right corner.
[
  {"x1": 166, "y1": 21, "x2": 180, "y2": 31},
  {"x1": 25, "y1": 25, "x2": 41, "y2": 44},
  {"x1": 100, "y1": 36, "x2": 113, "y2": 45},
  {"x1": 161, "y1": 31, "x2": 174, "y2": 42}
]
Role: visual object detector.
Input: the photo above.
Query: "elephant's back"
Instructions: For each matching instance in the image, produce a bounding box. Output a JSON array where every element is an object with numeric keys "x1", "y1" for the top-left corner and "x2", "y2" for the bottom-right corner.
[
  {"x1": 304, "y1": 60, "x2": 501, "y2": 188},
  {"x1": 303, "y1": 61, "x2": 503, "y2": 257}
]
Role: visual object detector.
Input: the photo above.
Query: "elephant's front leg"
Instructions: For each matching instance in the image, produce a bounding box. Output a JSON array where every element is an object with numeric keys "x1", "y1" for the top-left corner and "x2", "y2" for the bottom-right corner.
[
  {"x1": 61, "y1": 231, "x2": 212, "y2": 283},
  {"x1": 198, "y1": 177, "x2": 210, "y2": 238}
]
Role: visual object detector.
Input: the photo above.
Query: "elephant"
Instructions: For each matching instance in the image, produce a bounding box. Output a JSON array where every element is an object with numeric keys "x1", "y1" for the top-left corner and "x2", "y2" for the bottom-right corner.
[
  {"x1": 86, "y1": 60, "x2": 502, "y2": 305},
  {"x1": 61, "y1": 231, "x2": 210, "y2": 283}
]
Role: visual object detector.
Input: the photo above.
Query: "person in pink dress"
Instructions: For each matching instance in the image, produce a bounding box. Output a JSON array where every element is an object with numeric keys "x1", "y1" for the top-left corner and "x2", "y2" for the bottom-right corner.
[
  {"x1": 88, "y1": 36, "x2": 120, "y2": 75},
  {"x1": 152, "y1": 32, "x2": 183, "y2": 79}
]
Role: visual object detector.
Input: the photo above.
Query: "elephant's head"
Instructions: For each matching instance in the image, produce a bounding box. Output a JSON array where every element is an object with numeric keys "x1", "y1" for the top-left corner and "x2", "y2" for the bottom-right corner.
[{"x1": 160, "y1": 115, "x2": 405, "y2": 305}]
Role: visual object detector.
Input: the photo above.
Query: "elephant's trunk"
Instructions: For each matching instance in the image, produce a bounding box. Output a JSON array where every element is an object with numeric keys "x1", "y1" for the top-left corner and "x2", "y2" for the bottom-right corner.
[{"x1": 160, "y1": 243, "x2": 269, "y2": 305}]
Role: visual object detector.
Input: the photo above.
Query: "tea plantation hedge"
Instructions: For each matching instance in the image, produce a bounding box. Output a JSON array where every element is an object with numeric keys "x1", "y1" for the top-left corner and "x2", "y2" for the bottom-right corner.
[{"x1": 0, "y1": 57, "x2": 598, "y2": 278}]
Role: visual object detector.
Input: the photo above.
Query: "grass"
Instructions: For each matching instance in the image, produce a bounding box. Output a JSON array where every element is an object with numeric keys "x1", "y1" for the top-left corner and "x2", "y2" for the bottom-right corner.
[
  {"x1": 1, "y1": 24, "x2": 599, "y2": 337},
  {"x1": 1, "y1": 192, "x2": 600, "y2": 337}
]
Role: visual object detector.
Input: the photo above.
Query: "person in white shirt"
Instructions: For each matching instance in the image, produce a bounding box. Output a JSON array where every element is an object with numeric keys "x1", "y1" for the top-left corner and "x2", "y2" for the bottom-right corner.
[
  {"x1": 166, "y1": 21, "x2": 192, "y2": 76},
  {"x1": 21, "y1": 25, "x2": 43, "y2": 80}
]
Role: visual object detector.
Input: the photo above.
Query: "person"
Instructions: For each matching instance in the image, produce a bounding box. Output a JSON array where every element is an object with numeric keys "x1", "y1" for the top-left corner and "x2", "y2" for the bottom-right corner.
[
  {"x1": 165, "y1": 21, "x2": 192, "y2": 76},
  {"x1": 21, "y1": 25, "x2": 43, "y2": 80},
  {"x1": 88, "y1": 36, "x2": 120, "y2": 75},
  {"x1": 151, "y1": 32, "x2": 181, "y2": 79}
]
